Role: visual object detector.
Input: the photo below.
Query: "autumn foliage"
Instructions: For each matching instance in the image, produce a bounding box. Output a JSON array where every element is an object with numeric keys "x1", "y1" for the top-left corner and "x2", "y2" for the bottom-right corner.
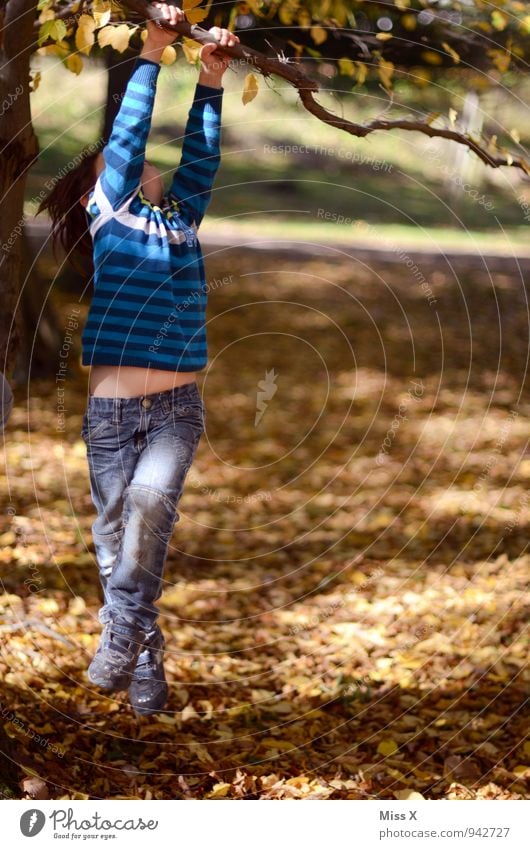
[{"x1": 1, "y1": 244, "x2": 528, "y2": 800}]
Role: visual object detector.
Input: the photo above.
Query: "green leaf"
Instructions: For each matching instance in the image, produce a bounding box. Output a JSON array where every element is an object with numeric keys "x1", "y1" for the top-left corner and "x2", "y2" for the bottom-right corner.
[{"x1": 38, "y1": 19, "x2": 67, "y2": 47}]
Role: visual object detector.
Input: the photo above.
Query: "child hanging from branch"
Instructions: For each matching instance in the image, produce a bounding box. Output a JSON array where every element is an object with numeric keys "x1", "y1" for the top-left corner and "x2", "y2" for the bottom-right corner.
[{"x1": 39, "y1": 2, "x2": 239, "y2": 715}]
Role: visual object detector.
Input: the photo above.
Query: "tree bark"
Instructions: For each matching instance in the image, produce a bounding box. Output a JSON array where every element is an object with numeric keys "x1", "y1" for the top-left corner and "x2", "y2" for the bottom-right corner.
[
  {"x1": 102, "y1": 46, "x2": 139, "y2": 144},
  {"x1": 0, "y1": 0, "x2": 40, "y2": 377},
  {"x1": 17, "y1": 231, "x2": 64, "y2": 380},
  {"x1": 0, "y1": 5, "x2": 39, "y2": 792}
]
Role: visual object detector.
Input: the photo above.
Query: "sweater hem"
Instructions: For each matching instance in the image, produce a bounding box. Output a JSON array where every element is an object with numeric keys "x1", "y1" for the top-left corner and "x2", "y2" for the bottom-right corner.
[{"x1": 82, "y1": 354, "x2": 206, "y2": 372}]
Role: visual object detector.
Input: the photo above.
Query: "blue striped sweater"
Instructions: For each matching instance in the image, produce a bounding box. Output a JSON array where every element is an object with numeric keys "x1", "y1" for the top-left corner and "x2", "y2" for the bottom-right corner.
[{"x1": 81, "y1": 58, "x2": 223, "y2": 372}]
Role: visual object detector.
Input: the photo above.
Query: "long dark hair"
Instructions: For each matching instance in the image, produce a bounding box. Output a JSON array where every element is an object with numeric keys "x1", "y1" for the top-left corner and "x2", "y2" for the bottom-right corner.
[{"x1": 37, "y1": 144, "x2": 103, "y2": 263}]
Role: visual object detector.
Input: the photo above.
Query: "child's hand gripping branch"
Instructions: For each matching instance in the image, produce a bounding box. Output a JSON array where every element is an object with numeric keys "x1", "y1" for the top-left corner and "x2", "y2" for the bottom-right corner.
[
  {"x1": 140, "y1": 3, "x2": 185, "y2": 63},
  {"x1": 141, "y1": 2, "x2": 240, "y2": 87},
  {"x1": 197, "y1": 26, "x2": 241, "y2": 88}
]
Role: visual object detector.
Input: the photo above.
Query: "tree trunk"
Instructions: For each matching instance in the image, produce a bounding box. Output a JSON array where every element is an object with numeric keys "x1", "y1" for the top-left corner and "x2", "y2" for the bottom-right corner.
[
  {"x1": 16, "y1": 231, "x2": 64, "y2": 380},
  {"x1": 0, "y1": 0, "x2": 40, "y2": 377},
  {"x1": 102, "y1": 46, "x2": 139, "y2": 144},
  {"x1": 0, "y1": 0, "x2": 39, "y2": 795}
]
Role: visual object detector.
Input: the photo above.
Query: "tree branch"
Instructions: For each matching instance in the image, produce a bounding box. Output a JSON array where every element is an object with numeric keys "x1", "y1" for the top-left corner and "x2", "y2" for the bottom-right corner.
[
  {"x1": 298, "y1": 90, "x2": 530, "y2": 175},
  {"x1": 44, "y1": 0, "x2": 530, "y2": 174},
  {"x1": 120, "y1": 0, "x2": 529, "y2": 174},
  {"x1": 121, "y1": 0, "x2": 319, "y2": 93}
]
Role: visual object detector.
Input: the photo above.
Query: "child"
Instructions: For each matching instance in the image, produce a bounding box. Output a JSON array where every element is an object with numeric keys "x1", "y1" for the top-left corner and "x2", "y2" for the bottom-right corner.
[{"x1": 39, "y1": 3, "x2": 239, "y2": 715}]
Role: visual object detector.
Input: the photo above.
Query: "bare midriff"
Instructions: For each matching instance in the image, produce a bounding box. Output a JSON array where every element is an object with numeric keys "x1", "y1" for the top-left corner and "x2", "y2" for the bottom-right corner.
[{"x1": 89, "y1": 365, "x2": 197, "y2": 398}]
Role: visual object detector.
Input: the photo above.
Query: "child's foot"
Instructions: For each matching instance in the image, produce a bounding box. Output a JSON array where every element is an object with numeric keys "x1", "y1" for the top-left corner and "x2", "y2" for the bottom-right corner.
[
  {"x1": 88, "y1": 618, "x2": 147, "y2": 691},
  {"x1": 128, "y1": 625, "x2": 168, "y2": 716}
]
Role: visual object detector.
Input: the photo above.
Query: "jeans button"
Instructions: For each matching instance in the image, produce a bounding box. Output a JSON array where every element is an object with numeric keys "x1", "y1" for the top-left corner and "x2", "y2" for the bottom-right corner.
[{"x1": 141, "y1": 398, "x2": 152, "y2": 409}]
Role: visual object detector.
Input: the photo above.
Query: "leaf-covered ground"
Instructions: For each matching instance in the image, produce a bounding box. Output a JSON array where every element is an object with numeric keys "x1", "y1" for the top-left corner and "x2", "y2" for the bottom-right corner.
[{"x1": 1, "y1": 244, "x2": 529, "y2": 800}]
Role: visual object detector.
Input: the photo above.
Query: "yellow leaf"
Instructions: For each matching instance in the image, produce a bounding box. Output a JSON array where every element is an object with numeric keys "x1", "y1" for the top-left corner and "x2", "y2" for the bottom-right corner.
[
  {"x1": 260, "y1": 737, "x2": 293, "y2": 751},
  {"x1": 287, "y1": 40, "x2": 304, "y2": 57},
  {"x1": 394, "y1": 790, "x2": 425, "y2": 800},
  {"x1": 246, "y1": 0, "x2": 265, "y2": 12},
  {"x1": 92, "y1": 0, "x2": 111, "y2": 28},
  {"x1": 39, "y1": 8, "x2": 55, "y2": 23},
  {"x1": 37, "y1": 598, "x2": 59, "y2": 614},
  {"x1": 521, "y1": 15, "x2": 530, "y2": 34},
  {"x1": 355, "y1": 62, "x2": 367, "y2": 86},
  {"x1": 206, "y1": 782, "x2": 231, "y2": 798},
  {"x1": 413, "y1": 67, "x2": 431, "y2": 87},
  {"x1": 279, "y1": 3, "x2": 297, "y2": 25},
  {"x1": 65, "y1": 53, "x2": 83, "y2": 75},
  {"x1": 181, "y1": 36, "x2": 201, "y2": 64},
  {"x1": 98, "y1": 24, "x2": 133, "y2": 54},
  {"x1": 310, "y1": 26, "x2": 327, "y2": 46},
  {"x1": 75, "y1": 14, "x2": 96, "y2": 57},
  {"x1": 378, "y1": 59, "x2": 394, "y2": 91},
  {"x1": 187, "y1": 8, "x2": 209, "y2": 24},
  {"x1": 161, "y1": 45, "x2": 177, "y2": 65},
  {"x1": 513, "y1": 765, "x2": 530, "y2": 777},
  {"x1": 181, "y1": 703, "x2": 199, "y2": 721},
  {"x1": 0, "y1": 531, "x2": 15, "y2": 545},
  {"x1": 242, "y1": 72, "x2": 259, "y2": 105},
  {"x1": 488, "y1": 48, "x2": 511, "y2": 74},
  {"x1": 297, "y1": 9, "x2": 311, "y2": 29},
  {"x1": 156, "y1": 714, "x2": 176, "y2": 725},
  {"x1": 188, "y1": 741, "x2": 214, "y2": 763},
  {"x1": 338, "y1": 57, "x2": 355, "y2": 77},
  {"x1": 30, "y1": 71, "x2": 42, "y2": 92},
  {"x1": 183, "y1": 0, "x2": 210, "y2": 25},
  {"x1": 401, "y1": 14, "x2": 416, "y2": 31},
  {"x1": 376, "y1": 33, "x2": 393, "y2": 41},
  {"x1": 491, "y1": 10, "x2": 508, "y2": 31},
  {"x1": 442, "y1": 41, "x2": 460, "y2": 64},
  {"x1": 69, "y1": 596, "x2": 86, "y2": 615},
  {"x1": 421, "y1": 50, "x2": 443, "y2": 66},
  {"x1": 377, "y1": 739, "x2": 399, "y2": 756}
]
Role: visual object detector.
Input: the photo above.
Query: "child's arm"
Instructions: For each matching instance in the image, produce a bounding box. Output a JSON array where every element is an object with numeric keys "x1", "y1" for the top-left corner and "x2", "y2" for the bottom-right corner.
[
  {"x1": 97, "y1": 4, "x2": 185, "y2": 211},
  {"x1": 97, "y1": 58, "x2": 160, "y2": 211},
  {"x1": 168, "y1": 26, "x2": 240, "y2": 228},
  {"x1": 167, "y1": 83, "x2": 223, "y2": 228}
]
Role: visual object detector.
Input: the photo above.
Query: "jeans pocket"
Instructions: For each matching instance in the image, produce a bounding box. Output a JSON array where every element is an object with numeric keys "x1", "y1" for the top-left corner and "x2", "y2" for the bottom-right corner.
[
  {"x1": 81, "y1": 412, "x2": 111, "y2": 442},
  {"x1": 170, "y1": 401, "x2": 205, "y2": 447}
]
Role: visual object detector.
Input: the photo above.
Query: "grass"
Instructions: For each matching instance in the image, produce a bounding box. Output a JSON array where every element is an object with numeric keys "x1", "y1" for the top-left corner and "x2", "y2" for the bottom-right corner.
[{"x1": 203, "y1": 217, "x2": 530, "y2": 253}]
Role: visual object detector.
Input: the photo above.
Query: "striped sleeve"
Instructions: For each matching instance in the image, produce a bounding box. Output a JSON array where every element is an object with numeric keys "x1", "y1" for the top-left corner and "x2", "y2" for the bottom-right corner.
[
  {"x1": 98, "y1": 58, "x2": 160, "y2": 211},
  {"x1": 167, "y1": 83, "x2": 223, "y2": 228}
]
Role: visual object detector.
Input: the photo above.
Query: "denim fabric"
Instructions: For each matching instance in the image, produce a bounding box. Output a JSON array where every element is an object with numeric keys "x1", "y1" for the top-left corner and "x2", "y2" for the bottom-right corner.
[{"x1": 81, "y1": 381, "x2": 204, "y2": 631}]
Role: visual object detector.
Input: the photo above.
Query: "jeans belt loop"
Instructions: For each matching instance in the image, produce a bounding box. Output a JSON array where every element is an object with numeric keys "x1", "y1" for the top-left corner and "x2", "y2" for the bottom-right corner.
[
  {"x1": 160, "y1": 392, "x2": 170, "y2": 415},
  {"x1": 111, "y1": 397, "x2": 121, "y2": 425}
]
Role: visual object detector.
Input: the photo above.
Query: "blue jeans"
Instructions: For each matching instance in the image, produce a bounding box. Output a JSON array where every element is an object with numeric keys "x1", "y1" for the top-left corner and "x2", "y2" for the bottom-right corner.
[{"x1": 81, "y1": 382, "x2": 204, "y2": 631}]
